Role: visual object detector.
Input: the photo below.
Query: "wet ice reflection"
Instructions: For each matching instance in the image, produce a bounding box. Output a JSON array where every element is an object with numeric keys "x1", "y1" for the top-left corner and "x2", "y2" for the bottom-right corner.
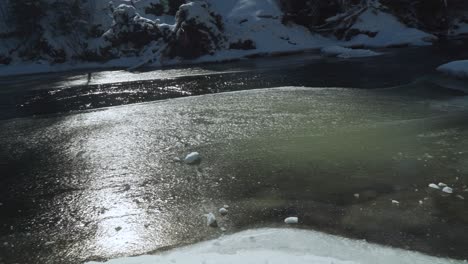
[{"x1": 1, "y1": 86, "x2": 468, "y2": 263}]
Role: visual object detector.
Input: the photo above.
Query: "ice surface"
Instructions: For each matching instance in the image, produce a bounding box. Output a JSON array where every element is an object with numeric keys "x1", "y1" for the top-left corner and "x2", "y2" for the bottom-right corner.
[
  {"x1": 85, "y1": 228, "x2": 465, "y2": 264},
  {"x1": 321, "y1": 46, "x2": 381, "y2": 58},
  {"x1": 437, "y1": 60, "x2": 468, "y2": 78}
]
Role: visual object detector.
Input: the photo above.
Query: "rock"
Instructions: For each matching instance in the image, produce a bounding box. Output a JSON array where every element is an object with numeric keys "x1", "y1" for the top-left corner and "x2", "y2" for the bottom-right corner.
[
  {"x1": 391, "y1": 200, "x2": 400, "y2": 205},
  {"x1": 219, "y1": 207, "x2": 228, "y2": 216},
  {"x1": 442, "y1": 187, "x2": 453, "y2": 194},
  {"x1": 428, "y1": 183, "x2": 440, "y2": 190},
  {"x1": 115, "y1": 226, "x2": 122, "y2": 232},
  {"x1": 184, "y1": 152, "x2": 201, "y2": 164},
  {"x1": 353, "y1": 193, "x2": 360, "y2": 199},
  {"x1": 205, "y1": 213, "x2": 218, "y2": 227},
  {"x1": 220, "y1": 227, "x2": 227, "y2": 232},
  {"x1": 284, "y1": 217, "x2": 299, "y2": 224}
]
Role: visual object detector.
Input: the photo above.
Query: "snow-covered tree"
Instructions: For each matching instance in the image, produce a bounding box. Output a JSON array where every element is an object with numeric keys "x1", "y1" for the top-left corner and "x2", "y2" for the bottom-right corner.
[{"x1": 9, "y1": 0, "x2": 46, "y2": 38}]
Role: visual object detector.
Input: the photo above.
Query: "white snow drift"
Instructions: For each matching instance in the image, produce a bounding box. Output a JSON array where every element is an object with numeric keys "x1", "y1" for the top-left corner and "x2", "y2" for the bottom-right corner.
[
  {"x1": 85, "y1": 228, "x2": 465, "y2": 264},
  {"x1": 437, "y1": 60, "x2": 468, "y2": 78}
]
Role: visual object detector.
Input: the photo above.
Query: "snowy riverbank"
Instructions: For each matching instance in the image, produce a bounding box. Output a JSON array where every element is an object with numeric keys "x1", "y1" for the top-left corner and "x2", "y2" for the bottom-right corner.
[
  {"x1": 0, "y1": 0, "x2": 443, "y2": 77},
  {"x1": 85, "y1": 228, "x2": 466, "y2": 264}
]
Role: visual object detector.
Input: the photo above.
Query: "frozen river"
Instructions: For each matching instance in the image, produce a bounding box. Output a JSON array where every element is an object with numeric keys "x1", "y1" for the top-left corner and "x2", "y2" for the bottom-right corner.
[{"x1": 1, "y1": 42, "x2": 468, "y2": 264}]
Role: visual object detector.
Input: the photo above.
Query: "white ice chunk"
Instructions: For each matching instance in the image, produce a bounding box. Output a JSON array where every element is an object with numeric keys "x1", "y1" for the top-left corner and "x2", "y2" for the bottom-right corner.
[
  {"x1": 438, "y1": 182, "x2": 448, "y2": 187},
  {"x1": 205, "y1": 213, "x2": 217, "y2": 227},
  {"x1": 442, "y1": 187, "x2": 453, "y2": 194},
  {"x1": 284, "y1": 217, "x2": 298, "y2": 224},
  {"x1": 428, "y1": 183, "x2": 440, "y2": 190},
  {"x1": 184, "y1": 152, "x2": 201, "y2": 164},
  {"x1": 219, "y1": 208, "x2": 228, "y2": 216},
  {"x1": 391, "y1": 200, "x2": 400, "y2": 205}
]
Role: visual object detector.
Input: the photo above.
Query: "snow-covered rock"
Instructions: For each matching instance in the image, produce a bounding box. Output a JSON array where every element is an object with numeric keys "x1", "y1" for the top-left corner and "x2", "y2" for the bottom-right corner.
[
  {"x1": 84, "y1": 228, "x2": 466, "y2": 264},
  {"x1": 437, "y1": 60, "x2": 468, "y2": 79},
  {"x1": 284, "y1": 217, "x2": 298, "y2": 224},
  {"x1": 166, "y1": 1, "x2": 226, "y2": 59},
  {"x1": 184, "y1": 152, "x2": 201, "y2": 164},
  {"x1": 321, "y1": 46, "x2": 381, "y2": 58},
  {"x1": 100, "y1": 4, "x2": 162, "y2": 54}
]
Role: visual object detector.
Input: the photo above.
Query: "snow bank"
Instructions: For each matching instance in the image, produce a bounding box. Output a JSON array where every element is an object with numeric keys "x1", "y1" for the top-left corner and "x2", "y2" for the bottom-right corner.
[
  {"x1": 437, "y1": 60, "x2": 468, "y2": 78},
  {"x1": 85, "y1": 228, "x2": 465, "y2": 264},
  {"x1": 0, "y1": 0, "x2": 444, "y2": 76},
  {"x1": 348, "y1": 9, "x2": 436, "y2": 47},
  {"x1": 210, "y1": 0, "x2": 336, "y2": 53},
  {"x1": 321, "y1": 46, "x2": 381, "y2": 58}
]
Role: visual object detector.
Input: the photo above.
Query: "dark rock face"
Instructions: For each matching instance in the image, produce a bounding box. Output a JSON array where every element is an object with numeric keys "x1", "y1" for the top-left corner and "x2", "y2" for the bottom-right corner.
[
  {"x1": 166, "y1": 1, "x2": 225, "y2": 59},
  {"x1": 280, "y1": 0, "x2": 468, "y2": 38},
  {"x1": 381, "y1": 0, "x2": 447, "y2": 33},
  {"x1": 229, "y1": 39, "x2": 256, "y2": 50},
  {"x1": 0, "y1": 54, "x2": 12, "y2": 65},
  {"x1": 382, "y1": 0, "x2": 468, "y2": 36},
  {"x1": 102, "y1": 5, "x2": 162, "y2": 52}
]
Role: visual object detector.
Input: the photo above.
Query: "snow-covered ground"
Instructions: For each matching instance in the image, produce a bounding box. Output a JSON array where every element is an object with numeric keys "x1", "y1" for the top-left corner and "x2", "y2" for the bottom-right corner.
[
  {"x1": 437, "y1": 60, "x2": 468, "y2": 78},
  {"x1": 0, "y1": 0, "x2": 439, "y2": 77},
  {"x1": 345, "y1": 8, "x2": 436, "y2": 47},
  {"x1": 85, "y1": 228, "x2": 465, "y2": 264}
]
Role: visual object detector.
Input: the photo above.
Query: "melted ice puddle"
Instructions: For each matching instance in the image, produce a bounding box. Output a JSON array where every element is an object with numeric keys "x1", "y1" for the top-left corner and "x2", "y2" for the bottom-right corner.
[{"x1": 86, "y1": 228, "x2": 464, "y2": 264}]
